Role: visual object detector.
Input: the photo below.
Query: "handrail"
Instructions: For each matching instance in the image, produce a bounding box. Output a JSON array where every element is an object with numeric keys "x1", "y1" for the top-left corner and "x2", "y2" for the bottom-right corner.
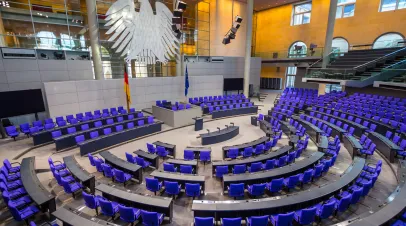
[
  {"x1": 308, "y1": 49, "x2": 339, "y2": 68},
  {"x1": 383, "y1": 58, "x2": 406, "y2": 69},
  {"x1": 354, "y1": 46, "x2": 406, "y2": 69}
]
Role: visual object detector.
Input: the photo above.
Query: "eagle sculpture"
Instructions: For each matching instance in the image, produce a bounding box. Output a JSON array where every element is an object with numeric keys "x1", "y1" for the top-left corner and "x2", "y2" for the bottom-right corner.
[{"x1": 105, "y1": 0, "x2": 179, "y2": 64}]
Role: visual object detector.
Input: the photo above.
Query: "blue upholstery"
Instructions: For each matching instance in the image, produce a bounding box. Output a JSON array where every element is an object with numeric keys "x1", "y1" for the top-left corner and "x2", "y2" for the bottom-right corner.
[
  {"x1": 165, "y1": 181, "x2": 181, "y2": 196},
  {"x1": 114, "y1": 169, "x2": 132, "y2": 186},
  {"x1": 184, "y1": 150, "x2": 195, "y2": 160},
  {"x1": 277, "y1": 156, "x2": 287, "y2": 167},
  {"x1": 61, "y1": 177, "x2": 82, "y2": 198},
  {"x1": 247, "y1": 183, "x2": 266, "y2": 197},
  {"x1": 228, "y1": 183, "x2": 244, "y2": 198},
  {"x1": 8, "y1": 204, "x2": 39, "y2": 222},
  {"x1": 3, "y1": 159, "x2": 20, "y2": 174},
  {"x1": 294, "y1": 206, "x2": 317, "y2": 225},
  {"x1": 163, "y1": 163, "x2": 177, "y2": 172},
  {"x1": 200, "y1": 151, "x2": 211, "y2": 163},
  {"x1": 82, "y1": 192, "x2": 100, "y2": 215},
  {"x1": 118, "y1": 204, "x2": 141, "y2": 223},
  {"x1": 253, "y1": 144, "x2": 265, "y2": 155},
  {"x1": 283, "y1": 174, "x2": 300, "y2": 191},
  {"x1": 98, "y1": 197, "x2": 119, "y2": 218},
  {"x1": 5, "y1": 126, "x2": 19, "y2": 140},
  {"x1": 263, "y1": 159, "x2": 275, "y2": 170},
  {"x1": 102, "y1": 163, "x2": 115, "y2": 179},
  {"x1": 67, "y1": 127, "x2": 76, "y2": 134},
  {"x1": 180, "y1": 165, "x2": 193, "y2": 174},
  {"x1": 216, "y1": 166, "x2": 229, "y2": 178},
  {"x1": 312, "y1": 163, "x2": 323, "y2": 180},
  {"x1": 248, "y1": 162, "x2": 262, "y2": 173},
  {"x1": 227, "y1": 148, "x2": 239, "y2": 159},
  {"x1": 19, "y1": 123, "x2": 30, "y2": 136},
  {"x1": 141, "y1": 210, "x2": 164, "y2": 226},
  {"x1": 194, "y1": 217, "x2": 214, "y2": 226},
  {"x1": 157, "y1": 146, "x2": 169, "y2": 157},
  {"x1": 32, "y1": 121, "x2": 44, "y2": 131},
  {"x1": 81, "y1": 124, "x2": 89, "y2": 130},
  {"x1": 299, "y1": 169, "x2": 313, "y2": 187},
  {"x1": 242, "y1": 147, "x2": 253, "y2": 158},
  {"x1": 104, "y1": 128, "x2": 112, "y2": 135},
  {"x1": 75, "y1": 135, "x2": 85, "y2": 144},
  {"x1": 147, "y1": 143, "x2": 156, "y2": 154},
  {"x1": 135, "y1": 156, "x2": 151, "y2": 168},
  {"x1": 222, "y1": 218, "x2": 242, "y2": 226},
  {"x1": 146, "y1": 178, "x2": 162, "y2": 195},
  {"x1": 233, "y1": 164, "x2": 246, "y2": 174},
  {"x1": 270, "y1": 212, "x2": 294, "y2": 226},
  {"x1": 315, "y1": 199, "x2": 336, "y2": 220},
  {"x1": 267, "y1": 178, "x2": 283, "y2": 193},
  {"x1": 185, "y1": 183, "x2": 201, "y2": 198},
  {"x1": 246, "y1": 215, "x2": 269, "y2": 226},
  {"x1": 138, "y1": 120, "x2": 145, "y2": 126}
]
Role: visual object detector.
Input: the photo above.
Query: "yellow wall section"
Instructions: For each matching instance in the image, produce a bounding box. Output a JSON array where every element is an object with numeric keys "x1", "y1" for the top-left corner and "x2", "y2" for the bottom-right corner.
[
  {"x1": 255, "y1": 0, "x2": 406, "y2": 54},
  {"x1": 261, "y1": 66, "x2": 286, "y2": 88}
]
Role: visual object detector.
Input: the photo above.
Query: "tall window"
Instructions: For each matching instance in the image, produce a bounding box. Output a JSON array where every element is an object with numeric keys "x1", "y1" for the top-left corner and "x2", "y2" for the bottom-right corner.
[
  {"x1": 292, "y1": 2, "x2": 312, "y2": 25},
  {"x1": 332, "y1": 37, "x2": 349, "y2": 52},
  {"x1": 336, "y1": 0, "x2": 356, "y2": 18},
  {"x1": 373, "y1": 33, "x2": 404, "y2": 49},
  {"x1": 325, "y1": 85, "x2": 342, "y2": 93},
  {"x1": 289, "y1": 41, "x2": 307, "y2": 58},
  {"x1": 380, "y1": 0, "x2": 406, "y2": 12},
  {"x1": 286, "y1": 67, "x2": 297, "y2": 88}
]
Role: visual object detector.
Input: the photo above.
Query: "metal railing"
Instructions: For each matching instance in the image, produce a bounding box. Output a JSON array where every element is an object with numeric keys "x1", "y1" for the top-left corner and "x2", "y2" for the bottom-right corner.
[
  {"x1": 308, "y1": 49, "x2": 342, "y2": 69},
  {"x1": 354, "y1": 46, "x2": 406, "y2": 70},
  {"x1": 255, "y1": 47, "x2": 324, "y2": 59},
  {"x1": 305, "y1": 68, "x2": 356, "y2": 80}
]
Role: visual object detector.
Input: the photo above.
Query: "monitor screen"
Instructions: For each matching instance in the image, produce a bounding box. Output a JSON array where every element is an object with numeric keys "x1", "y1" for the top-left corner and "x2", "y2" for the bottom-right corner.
[
  {"x1": 0, "y1": 89, "x2": 45, "y2": 118},
  {"x1": 224, "y1": 78, "x2": 244, "y2": 91}
]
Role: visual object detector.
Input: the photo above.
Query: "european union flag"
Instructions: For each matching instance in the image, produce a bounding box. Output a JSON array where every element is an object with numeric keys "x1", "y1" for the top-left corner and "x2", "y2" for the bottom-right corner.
[{"x1": 185, "y1": 65, "x2": 189, "y2": 96}]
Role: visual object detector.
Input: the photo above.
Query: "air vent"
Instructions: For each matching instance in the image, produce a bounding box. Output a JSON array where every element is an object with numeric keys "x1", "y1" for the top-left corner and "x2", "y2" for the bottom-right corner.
[
  {"x1": 211, "y1": 56, "x2": 224, "y2": 63},
  {"x1": 2, "y1": 48, "x2": 36, "y2": 59}
]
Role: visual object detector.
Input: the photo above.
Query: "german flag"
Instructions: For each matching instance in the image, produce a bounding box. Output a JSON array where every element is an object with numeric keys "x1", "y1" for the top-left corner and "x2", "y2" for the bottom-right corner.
[{"x1": 124, "y1": 64, "x2": 131, "y2": 110}]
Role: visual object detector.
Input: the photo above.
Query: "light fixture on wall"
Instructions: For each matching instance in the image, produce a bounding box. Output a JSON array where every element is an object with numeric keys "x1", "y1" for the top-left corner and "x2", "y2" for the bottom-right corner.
[
  {"x1": 222, "y1": 15, "x2": 243, "y2": 45},
  {"x1": 171, "y1": 0, "x2": 187, "y2": 39}
]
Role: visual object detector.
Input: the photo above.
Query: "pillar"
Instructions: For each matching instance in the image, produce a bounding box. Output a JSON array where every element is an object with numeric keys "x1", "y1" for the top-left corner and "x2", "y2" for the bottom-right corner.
[
  {"x1": 243, "y1": 0, "x2": 253, "y2": 97},
  {"x1": 86, "y1": 0, "x2": 104, "y2": 80},
  {"x1": 318, "y1": 84, "x2": 326, "y2": 96},
  {"x1": 321, "y1": 0, "x2": 338, "y2": 68}
]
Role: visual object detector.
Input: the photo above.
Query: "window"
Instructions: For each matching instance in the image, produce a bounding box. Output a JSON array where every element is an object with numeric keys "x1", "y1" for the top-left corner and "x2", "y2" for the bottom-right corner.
[
  {"x1": 325, "y1": 85, "x2": 342, "y2": 93},
  {"x1": 380, "y1": 0, "x2": 406, "y2": 12},
  {"x1": 373, "y1": 33, "x2": 405, "y2": 49},
  {"x1": 292, "y1": 2, "x2": 312, "y2": 25},
  {"x1": 332, "y1": 37, "x2": 349, "y2": 52},
  {"x1": 336, "y1": 0, "x2": 356, "y2": 18},
  {"x1": 286, "y1": 67, "x2": 297, "y2": 88},
  {"x1": 289, "y1": 41, "x2": 307, "y2": 58}
]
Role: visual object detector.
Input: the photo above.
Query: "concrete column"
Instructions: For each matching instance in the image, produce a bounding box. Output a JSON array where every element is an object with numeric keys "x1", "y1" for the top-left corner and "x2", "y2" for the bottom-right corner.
[
  {"x1": 321, "y1": 0, "x2": 338, "y2": 68},
  {"x1": 86, "y1": 0, "x2": 104, "y2": 80},
  {"x1": 243, "y1": 0, "x2": 253, "y2": 97},
  {"x1": 318, "y1": 84, "x2": 326, "y2": 96}
]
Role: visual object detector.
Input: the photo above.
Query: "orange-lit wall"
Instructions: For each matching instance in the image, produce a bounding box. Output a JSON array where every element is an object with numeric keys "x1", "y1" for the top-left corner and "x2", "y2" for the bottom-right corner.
[
  {"x1": 261, "y1": 65, "x2": 286, "y2": 89},
  {"x1": 255, "y1": 0, "x2": 406, "y2": 79}
]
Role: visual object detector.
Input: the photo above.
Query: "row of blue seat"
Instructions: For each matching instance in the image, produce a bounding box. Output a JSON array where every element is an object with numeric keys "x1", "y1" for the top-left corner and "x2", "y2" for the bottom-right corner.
[
  {"x1": 189, "y1": 94, "x2": 246, "y2": 104},
  {"x1": 145, "y1": 177, "x2": 202, "y2": 198}
]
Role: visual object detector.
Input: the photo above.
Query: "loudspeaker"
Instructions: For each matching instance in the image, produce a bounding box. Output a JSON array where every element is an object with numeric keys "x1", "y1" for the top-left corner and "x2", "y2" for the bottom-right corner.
[
  {"x1": 173, "y1": 9, "x2": 183, "y2": 17},
  {"x1": 177, "y1": 1, "x2": 187, "y2": 10},
  {"x1": 222, "y1": 37, "x2": 231, "y2": 44},
  {"x1": 235, "y1": 16, "x2": 243, "y2": 23}
]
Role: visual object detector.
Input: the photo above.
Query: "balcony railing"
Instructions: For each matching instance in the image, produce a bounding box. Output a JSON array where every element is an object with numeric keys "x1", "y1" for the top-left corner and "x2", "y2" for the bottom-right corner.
[{"x1": 254, "y1": 47, "x2": 324, "y2": 59}]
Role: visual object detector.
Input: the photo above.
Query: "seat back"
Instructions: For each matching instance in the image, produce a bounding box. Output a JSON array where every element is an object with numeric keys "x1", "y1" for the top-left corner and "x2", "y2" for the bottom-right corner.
[
  {"x1": 165, "y1": 181, "x2": 180, "y2": 194},
  {"x1": 268, "y1": 178, "x2": 283, "y2": 192},
  {"x1": 216, "y1": 166, "x2": 228, "y2": 177},
  {"x1": 185, "y1": 183, "x2": 201, "y2": 197},
  {"x1": 297, "y1": 207, "x2": 317, "y2": 224},
  {"x1": 135, "y1": 156, "x2": 145, "y2": 166},
  {"x1": 337, "y1": 193, "x2": 351, "y2": 212},
  {"x1": 106, "y1": 119, "x2": 114, "y2": 125},
  {"x1": 227, "y1": 148, "x2": 238, "y2": 159},
  {"x1": 90, "y1": 131, "x2": 99, "y2": 139},
  {"x1": 252, "y1": 183, "x2": 266, "y2": 194},
  {"x1": 87, "y1": 153, "x2": 96, "y2": 166},
  {"x1": 125, "y1": 152, "x2": 135, "y2": 163},
  {"x1": 146, "y1": 178, "x2": 159, "y2": 191},
  {"x1": 222, "y1": 217, "x2": 241, "y2": 226},
  {"x1": 99, "y1": 198, "x2": 115, "y2": 216},
  {"x1": 250, "y1": 216, "x2": 269, "y2": 225},
  {"x1": 180, "y1": 165, "x2": 193, "y2": 174},
  {"x1": 141, "y1": 211, "x2": 159, "y2": 225},
  {"x1": 263, "y1": 159, "x2": 275, "y2": 170},
  {"x1": 233, "y1": 164, "x2": 246, "y2": 174},
  {"x1": 118, "y1": 205, "x2": 136, "y2": 222},
  {"x1": 184, "y1": 150, "x2": 195, "y2": 160},
  {"x1": 163, "y1": 163, "x2": 176, "y2": 172},
  {"x1": 318, "y1": 199, "x2": 336, "y2": 219},
  {"x1": 243, "y1": 147, "x2": 253, "y2": 157},
  {"x1": 250, "y1": 162, "x2": 262, "y2": 172},
  {"x1": 94, "y1": 121, "x2": 102, "y2": 128},
  {"x1": 82, "y1": 192, "x2": 97, "y2": 209},
  {"x1": 81, "y1": 124, "x2": 89, "y2": 131},
  {"x1": 116, "y1": 125, "x2": 124, "y2": 132},
  {"x1": 200, "y1": 151, "x2": 211, "y2": 161},
  {"x1": 104, "y1": 128, "x2": 112, "y2": 135},
  {"x1": 114, "y1": 169, "x2": 125, "y2": 182},
  {"x1": 138, "y1": 120, "x2": 145, "y2": 126},
  {"x1": 51, "y1": 130, "x2": 62, "y2": 138},
  {"x1": 229, "y1": 183, "x2": 244, "y2": 196},
  {"x1": 351, "y1": 187, "x2": 363, "y2": 204},
  {"x1": 67, "y1": 127, "x2": 76, "y2": 134}
]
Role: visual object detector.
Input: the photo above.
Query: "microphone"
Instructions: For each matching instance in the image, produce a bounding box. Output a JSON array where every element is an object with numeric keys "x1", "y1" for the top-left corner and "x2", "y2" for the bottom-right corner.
[
  {"x1": 230, "y1": 122, "x2": 234, "y2": 127},
  {"x1": 217, "y1": 127, "x2": 220, "y2": 132},
  {"x1": 225, "y1": 125, "x2": 229, "y2": 129},
  {"x1": 206, "y1": 129, "x2": 210, "y2": 134}
]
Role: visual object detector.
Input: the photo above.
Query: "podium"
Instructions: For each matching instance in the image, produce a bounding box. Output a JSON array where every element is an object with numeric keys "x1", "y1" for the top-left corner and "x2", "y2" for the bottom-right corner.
[{"x1": 194, "y1": 117, "x2": 203, "y2": 131}]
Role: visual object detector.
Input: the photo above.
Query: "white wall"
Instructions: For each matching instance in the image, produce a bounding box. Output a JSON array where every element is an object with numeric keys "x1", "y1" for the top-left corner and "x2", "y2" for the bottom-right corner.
[
  {"x1": 183, "y1": 57, "x2": 261, "y2": 91},
  {"x1": 44, "y1": 76, "x2": 223, "y2": 118}
]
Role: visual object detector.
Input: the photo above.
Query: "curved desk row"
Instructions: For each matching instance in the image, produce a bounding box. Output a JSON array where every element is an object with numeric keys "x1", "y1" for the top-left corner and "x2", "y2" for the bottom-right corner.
[
  {"x1": 150, "y1": 170, "x2": 206, "y2": 192},
  {"x1": 342, "y1": 134, "x2": 363, "y2": 159},
  {"x1": 276, "y1": 104, "x2": 301, "y2": 113},
  {"x1": 279, "y1": 120, "x2": 297, "y2": 135},
  {"x1": 305, "y1": 109, "x2": 368, "y2": 137},
  {"x1": 222, "y1": 136, "x2": 270, "y2": 158},
  {"x1": 99, "y1": 151, "x2": 143, "y2": 183},
  {"x1": 185, "y1": 146, "x2": 212, "y2": 160},
  {"x1": 312, "y1": 106, "x2": 395, "y2": 136},
  {"x1": 302, "y1": 114, "x2": 346, "y2": 140},
  {"x1": 211, "y1": 106, "x2": 258, "y2": 119},
  {"x1": 338, "y1": 160, "x2": 406, "y2": 226},
  {"x1": 21, "y1": 157, "x2": 56, "y2": 213},
  {"x1": 222, "y1": 152, "x2": 325, "y2": 191},
  {"x1": 200, "y1": 126, "x2": 239, "y2": 145},
  {"x1": 55, "y1": 116, "x2": 148, "y2": 151},
  {"x1": 63, "y1": 155, "x2": 95, "y2": 193},
  {"x1": 192, "y1": 157, "x2": 365, "y2": 220},
  {"x1": 153, "y1": 141, "x2": 176, "y2": 158},
  {"x1": 368, "y1": 132, "x2": 402, "y2": 163},
  {"x1": 291, "y1": 116, "x2": 323, "y2": 143},
  {"x1": 52, "y1": 207, "x2": 115, "y2": 226},
  {"x1": 203, "y1": 102, "x2": 253, "y2": 114},
  {"x1": 79, "y1": 121, "x2": 163, "y2": 156},
  {"x1": 212, "y1": 146, "x2": 292, "y2": 173},
  {"x1": 268, "y1": 110, "x2": 289, "y2": 121},
  {"x1": 292, "y1": 117, "x2": 329, "y2": 151},
  {"x1": 96, "y1": 184, "x2": 174, "y2": 222},
  {"x1": 133, "y1": 149, "x2": 159, "y2": 168},
  {"x1": 195, "y1": 98, "x2": 250, "y2": 106},
  {"x1": 32, "y1": 111, "x2": 141, "y2": 145},
  {"x1": 166, "y1": 159, "x2": 198, "y2": 172}
]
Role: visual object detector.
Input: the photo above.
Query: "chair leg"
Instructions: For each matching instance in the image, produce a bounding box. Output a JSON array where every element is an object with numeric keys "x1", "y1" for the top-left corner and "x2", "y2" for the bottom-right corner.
[{"x1": 96, "y1": 207, "x2": 99, "y2": 215}]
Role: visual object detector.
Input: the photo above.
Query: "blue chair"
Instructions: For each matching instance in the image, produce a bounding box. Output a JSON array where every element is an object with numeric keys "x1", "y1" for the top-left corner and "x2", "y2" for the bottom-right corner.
[
  {"x1": 233, "y1": 164, "x2": 246, "y2": 174},
  {"x1": 200, "y1": 151, "x2": 211, "y2": 164},
  {"x1": 148, "y1": 116, "x2": 154, "y2": 124},
  {"x1": 115, "y1": 125, "x2": 124, "y2": 132},
  {"x1": 66, "y1": 115, "x2": 75, "y2": 123},
  {"x1": 51, "y1": 130, "x2": 62, "y2": 139},
  {"x1": 221, "y1": 218, "x2": 242, "y2": 226},
  {"x1": 94, "y1": 159, "x2": 104, "y2": 173},
  {"x1": 127, "y1": 122, "x2": 135, "y2": 129},
  {"x1": 195, "y1": 217, "x2": 214, "y2": 226},
  {"x1": 19, "y1": 123, "x2": 30, "y2": 137},
  {"x1": 81, "y1": 124, "x2": 89, "y2": 131},
  {"x1": 242, "y1": 147, "x2": 253, "y2": 158},
  {"x1": 185, "y1": 183, "x2": 201, "y2": 198},
  {"x1": 3, "y1": 159, "x2": 20, "y2": 173},
  {"x1": 90, "y1": 131, "x2": 99, "y2": 139},
  {"x1": 253, "y1": 144, "x2": 265, "y2": 155},
  {"x1": 248, "y1": 162, "x2": 262, "y2": 173},
  {"x1": 263, "y1": 159, "x2": 275, "y2": 170},
  {"x1": 102, "y1": 163, "x2": 115, "y2": 180},
  {"x1": 247, "y1": 183, "x2": 266, "y2": 197},
  {"x1": 146, "y1": 178, "x2": 162, "y2": 195},
  {"x1": 98, "y1": 197, "x2": 119, "y2": 219},
  {"x1": 114, "y1": 169, "x2": 132, "y2": 187},
  {"x1": 299, "y1": 169, "x2": 313, "y2": 187},
  {"x1": 163, "y1": 163, "x2": 177, "y2": 172},
  {"x1": 315, "y1": 199, "x2": 336, "y2": 221},
  {"x1": 138, "y1": 120, "x2": 145, "y2": 126},
  {"x1": 8, "y1": 203, "x2": 39, "y2": 224},
  {"x1": 6, "y1": 195, "x2": 32, "y2": 210},
  {"x1": 180, "y1": 165, "x2": 193, "y2": 174},
  {"x1": 135, "y1": 156, "x2": 151, "y2": 168},
  {"x1": 246, "y1": 215, "x2": 269, "y2": 226},
  {"x1": 147, "y1": 143, "x2": 156, "y2": 154},
  {"x1": 60, "y1": 177, "x2": 82, "y2": 198},
  {"x1": 106, "y1": 119, "x2": 114, "y2": 125},
  {"x1": 331, "y1": 193, "x2": 351, "y2": 215},
  {"x1": 227, "y1": 148, "x2": 239, "y2": 159},
  {"x1": 215, "y1": 166, "x2": 229, "y2": 178},
  {"x1": 75, "y1": 135, "x2": 85, "y2": 144},
  {"x1": 125, "y1": 152, "x2": 136, "y2": 164},
  {"x1": 270, "y1": 212, "x2": 295, "y2": 226},
  {"x1": 267, "y1": 178, "x2": 283, "y2": 194},
  {"x1": 184, "y1": 150, "x2": 195, "y2": 160},
  {"x1": 67, "y1": 127, "x2": 76, "y2": 134},
  {"x1": 283, "y1": 174, "x2": 300, "y2": 191},
  {"x1": 5, "y1": 126, "x2": 20, "y2": 140},
  {"x1": 48, "y1": 157, "x2": 65, "y2": 171},
  {"x1": 228, "y1": 183, "x2": 244, "y2": 199},
  {"x1": 165, "y1": 181, "x2": 181, "y2": 197},
  {"x1": 294, "y1": 206, "x2": 317, "y2": 225},
  {"x1": 140, "y1": 210, "x2": 164, "y2": 226},
  {"x1": 87, "y1": 153, "x2": 103, "y2": 166},
  {"x1": 276, "y1": 155, "x2": 287, "y2": 167},
  {"x1": 312, "y1": 163, "x2": 323, "y2": 180},
  {"x1": 118, "y1": 205, "x2": 141, "y2": 224},
  {"x1": 82, "y1": 191, "x2": 100, "y2": 215},
  {"x1": 157, "y1": 146, "x2": 169, "y2": 158},
  {"x1": 32, "y1": 121, "x2": 44, "y2": 131}
]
